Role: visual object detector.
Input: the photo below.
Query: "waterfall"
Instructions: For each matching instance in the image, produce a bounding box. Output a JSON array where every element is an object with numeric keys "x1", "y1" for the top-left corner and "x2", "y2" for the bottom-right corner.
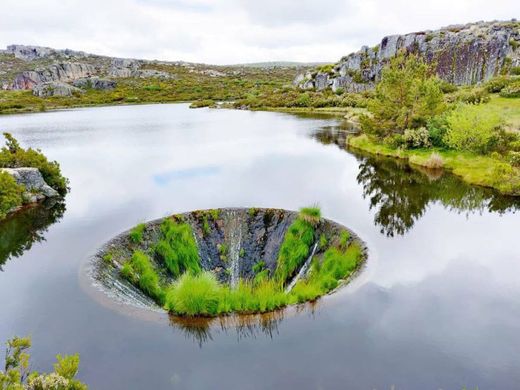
[
  {"x1": 225, "y1": 210, "x2": 243, "y2": 288},
  {"x1": 285, "y1": 243, "x2": 318, "y2": 293}
]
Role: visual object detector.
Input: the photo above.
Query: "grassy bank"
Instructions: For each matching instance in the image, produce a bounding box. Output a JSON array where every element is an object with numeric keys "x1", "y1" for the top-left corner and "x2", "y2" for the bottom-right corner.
[{"x1": 348, "y1": 134, "x2": 520, "y2": 195}]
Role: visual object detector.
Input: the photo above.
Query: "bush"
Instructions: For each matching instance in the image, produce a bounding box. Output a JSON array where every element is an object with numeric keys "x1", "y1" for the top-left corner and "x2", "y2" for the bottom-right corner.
[
  {"x1": 427, "y1": 115, "x2": 449, "y2": 147},
  {"x1": 444, "y1": 104, "x2": 503, "y2": 154},
  {"x1": 0, "y1": 336, "x2": 87, "y2": 390},
  {"x1": 403, "y1": 127, "x2": 431, "y2": 149},
  {"x1": 499, "y1": 81, "x2": 520, "y2": 98},
  {"x1": 508, "y1": 151, "x2": 520, "y2": 167},
  {"x1": 0, "y1": 133, "x2": 68, "y2": 195},
  {"x1": 0, "y1": 171, "x2": 23, "y2": 219},
  {"x1": 485, "y1": 76, "x2": 514, "y2": 93},
  {"x1": 453, "y1": 87, "x2": 490, "y2": 104}
]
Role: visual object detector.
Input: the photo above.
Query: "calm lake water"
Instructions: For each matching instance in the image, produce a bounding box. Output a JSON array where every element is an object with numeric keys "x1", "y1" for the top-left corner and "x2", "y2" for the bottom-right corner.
[{"x1": 0, "y1": 103, "x2": 519, "y2": 389}]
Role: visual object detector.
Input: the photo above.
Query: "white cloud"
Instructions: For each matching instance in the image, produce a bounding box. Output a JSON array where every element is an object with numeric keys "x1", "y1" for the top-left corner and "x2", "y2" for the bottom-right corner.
[{"x1": 0, "y1": 0, "x2": 518, "y2": 64}]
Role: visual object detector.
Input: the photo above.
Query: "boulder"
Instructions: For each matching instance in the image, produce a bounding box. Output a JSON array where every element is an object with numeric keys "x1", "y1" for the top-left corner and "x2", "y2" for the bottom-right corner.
[
  {"x1": 1, "y1": 168, "x2": 59, "y2": 202},
  {"x1": 12, "y1": 62, "x2": 96, "y2": 90},
  {"x1": 72, "y1": 77, "x2": 116, "y2": 90},
  {"x1": 32, "y1": 81, "x2": 83, "y2": 97}
]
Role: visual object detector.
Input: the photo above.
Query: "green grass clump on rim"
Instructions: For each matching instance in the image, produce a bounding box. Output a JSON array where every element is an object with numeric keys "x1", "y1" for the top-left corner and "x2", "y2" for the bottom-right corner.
[
  {"x1": 129, "y1": 223, "x2": 146, "y2": 243},
  {"x1": 155, "y1": 218, "x2": 201, "y2": 277},
  {"x1": 120, "y1": 250, "x2": 165, "y2": 304}
]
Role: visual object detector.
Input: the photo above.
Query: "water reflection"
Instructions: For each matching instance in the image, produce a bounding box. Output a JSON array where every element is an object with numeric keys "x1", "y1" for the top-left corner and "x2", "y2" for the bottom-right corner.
[
  {"x1": 0, "y1": 199, "x2": 66, "y2": 269},
  {"x1": 168, "y1": 302, "x2": 319, "y2": 347},
  {"x1": 312, "y1": 125, "x2": 520, "y2": 236}
]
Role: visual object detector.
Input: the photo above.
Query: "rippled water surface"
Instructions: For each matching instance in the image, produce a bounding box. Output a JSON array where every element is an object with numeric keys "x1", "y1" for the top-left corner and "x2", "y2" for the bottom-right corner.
[{"x1": 0, "y1": 104, "x2": 519, "y2": 389}]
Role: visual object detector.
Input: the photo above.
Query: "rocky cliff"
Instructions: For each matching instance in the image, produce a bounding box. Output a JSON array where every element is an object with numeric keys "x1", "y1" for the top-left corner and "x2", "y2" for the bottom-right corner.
[{"x1": 298, "y1": 20, "x2": 520, "y2": 92}]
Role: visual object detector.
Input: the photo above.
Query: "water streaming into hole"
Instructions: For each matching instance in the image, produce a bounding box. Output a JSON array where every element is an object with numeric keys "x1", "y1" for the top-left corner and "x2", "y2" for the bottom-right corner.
[{"x1": 285, "y1": 242, "x2": 318, "y2": 293}]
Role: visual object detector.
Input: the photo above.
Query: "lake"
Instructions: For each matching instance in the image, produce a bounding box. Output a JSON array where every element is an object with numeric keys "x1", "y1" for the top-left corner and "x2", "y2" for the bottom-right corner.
[{"x1": 0, "y1": 103, "x2": 519, "y2": 389}]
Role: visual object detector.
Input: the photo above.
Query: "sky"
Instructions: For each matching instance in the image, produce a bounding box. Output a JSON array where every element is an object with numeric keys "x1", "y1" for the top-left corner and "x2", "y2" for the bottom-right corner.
[{"x1": 0, "y1": 0, "x2": 518, "y2": 65}]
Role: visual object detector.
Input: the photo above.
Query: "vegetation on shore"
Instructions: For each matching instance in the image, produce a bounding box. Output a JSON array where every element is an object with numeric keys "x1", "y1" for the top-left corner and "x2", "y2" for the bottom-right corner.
[
  {"x1": 114, "y1": 207, "x2": 365, "y2": 317},
  {"x1": 0, "y1": 336, "x2": 87, "y2": 389},
  {"x1": 342, "y1": 55, "x2": 520, "y2": 195},
  {"x1": 0, "y1": 65, "x2": 301, "y2": 115},
  {"x1": 0, "y1": 133, "x2": 68, "y2": 218}
]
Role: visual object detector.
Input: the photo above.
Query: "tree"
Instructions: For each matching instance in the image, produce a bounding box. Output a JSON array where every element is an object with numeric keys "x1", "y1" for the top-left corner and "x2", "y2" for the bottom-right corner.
[{"x1": 361, "y1": 54, "x2": 446, "y2": 138}]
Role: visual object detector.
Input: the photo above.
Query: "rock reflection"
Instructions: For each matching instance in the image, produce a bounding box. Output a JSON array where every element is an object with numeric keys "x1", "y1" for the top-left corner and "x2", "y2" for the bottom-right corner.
[
  {"x1": 312, "y1": 125, "x2": 520, "y2": 236},
  {"x1": 0, "y1": 199, "x2": 66, "y2": 269}
]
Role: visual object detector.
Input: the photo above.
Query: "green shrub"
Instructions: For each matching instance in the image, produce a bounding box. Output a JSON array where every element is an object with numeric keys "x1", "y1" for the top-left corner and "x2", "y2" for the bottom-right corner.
[
  {"x1": 508, "y1": 151, "x2": 520, "y2": 167},
  {"x1": 444, "y1": 104, "x2": 503, "y2": 154},
  {"x1": 0, "y1": 133, "x2": 68, "y2": 195},
  {"x1": 499, "y1": 81, "x2": 520, "y2": 98},
  {"x1": 485, "y1": 76, "x2": 514, "y2": 93},
  {"x1": 427, "y1": 116, "x2": 449, "y2": 147},
  {"x1": 0, "y1": 171, "x2": 23, "y2": 219},
  {"x1": 454, "y1": 87, "x2": 490, "y2": 104},
  {"x1": 155, "y1": 218, "x2": 200, "y2": 277},
  {"x1": 129, "y1": 223, "x2": 146, "y2": 243},
  {"x1": 189, "y1": 99, "x2": 215, "y2": 108},
  {"x1": 403, "y1": 127, "x2": 431, "y2": 149},
  {"x1": 0, "y1": 336, "x2": 87, "y2": 390}
]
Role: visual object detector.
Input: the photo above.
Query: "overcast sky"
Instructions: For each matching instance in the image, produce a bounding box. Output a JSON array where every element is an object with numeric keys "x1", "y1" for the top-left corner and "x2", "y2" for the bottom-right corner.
[{"x1": 1, "y1": 0, "x2": 518, "y2": 64}]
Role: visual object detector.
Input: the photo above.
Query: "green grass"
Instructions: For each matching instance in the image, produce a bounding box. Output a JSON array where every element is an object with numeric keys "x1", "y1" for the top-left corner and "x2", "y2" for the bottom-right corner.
[
  {"x1": 274, "y1": 210, "x2": 316, "y2": 284},
  {"x1": 164, "y1": 272, "x2": 288, "y2": 316},
  {"x1": 348, "y1": 134, "x2": 520, "y2": 195},
  {"x1": 155, "y1": 218, "x2": 201, "y2": 277},
  {"x1": 487, "y1": 95, "x2": 520, "y2": 131},
  {"x1": 129, "y1": 223, "x2": 145, "y2": 243},
  {"x1": 298, "y1": 206, "x2": 322, "y2": 226},
  {"x1": 120, "y1": 250, "x2": 165, "y2": 304},
  {"x1": 291, "y1": 242, "x2": 363, "y2": 303}
]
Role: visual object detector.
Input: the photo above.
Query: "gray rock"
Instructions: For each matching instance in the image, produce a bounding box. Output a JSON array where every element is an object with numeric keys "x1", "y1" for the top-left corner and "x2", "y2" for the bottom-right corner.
[
  {"x1": 32, "y1": 81, "x2": 83, "y2": 97},
  {"x1": 72, "y1": 77, "x2": 116, "y2": 90},
  {"x1": 1, "y1": 168, "x2": 59, "y2": 199},
  {"x1": 298, "y1": 20, "x2": 520, "y2": 91},
  {"x1": 6, "y1": 44, "x2": 88, "y2": 61},
  {"x1": 12, "y1": 62, "x2": 96, "y2": 89}
]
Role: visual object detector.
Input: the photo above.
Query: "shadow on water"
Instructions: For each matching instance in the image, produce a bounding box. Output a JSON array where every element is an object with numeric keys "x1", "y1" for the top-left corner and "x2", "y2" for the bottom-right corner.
[
  {"x1": 312, "y1": 124, "x2": 520, "y2": 237},
  {"x1": 0, "y1": 199, "x2": 66, "y2": 270}
]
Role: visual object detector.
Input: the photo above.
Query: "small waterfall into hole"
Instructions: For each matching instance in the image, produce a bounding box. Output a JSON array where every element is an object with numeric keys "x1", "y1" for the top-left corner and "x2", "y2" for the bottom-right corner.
[
  {"x1": 225, "y1": 210, "x2": 243, "y2": 288},
  {"x1": 285, "y1": 242, "x2": 318, "y2": 293}
]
